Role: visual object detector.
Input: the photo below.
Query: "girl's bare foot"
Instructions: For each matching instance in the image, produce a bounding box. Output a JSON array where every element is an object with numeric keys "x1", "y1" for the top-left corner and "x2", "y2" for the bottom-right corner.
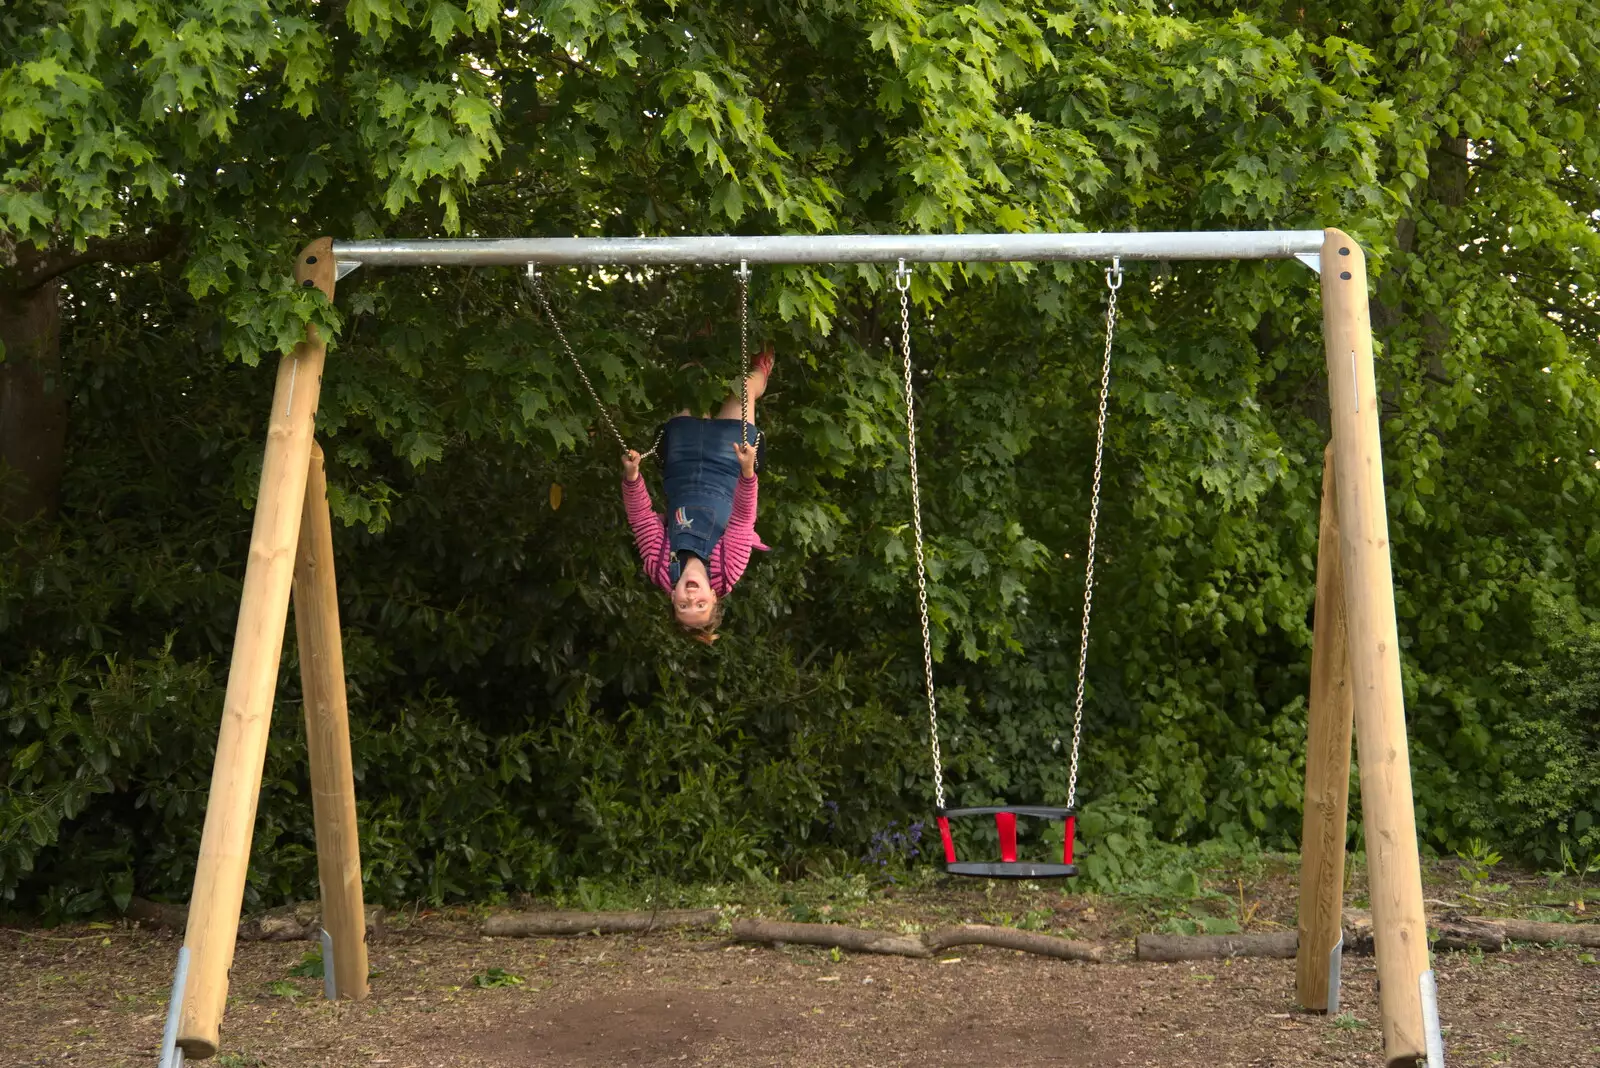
[
  {"x1": 745, "y1": 346, "x2": 775, "y2": 401},
  {"x1": 717, "y1": 347, "x2": 774, "y2": 421}
]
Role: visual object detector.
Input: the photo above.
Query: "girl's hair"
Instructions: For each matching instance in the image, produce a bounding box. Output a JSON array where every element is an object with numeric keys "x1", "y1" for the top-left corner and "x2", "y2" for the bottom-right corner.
[{"x1": 675, "y1": 598, "x2": 726, "y2": 644}]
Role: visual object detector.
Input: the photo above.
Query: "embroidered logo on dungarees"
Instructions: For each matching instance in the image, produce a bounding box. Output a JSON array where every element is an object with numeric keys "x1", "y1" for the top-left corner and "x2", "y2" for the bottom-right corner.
[{"x1": 674, "y1": 507, "x2": 693, "y2": 530}]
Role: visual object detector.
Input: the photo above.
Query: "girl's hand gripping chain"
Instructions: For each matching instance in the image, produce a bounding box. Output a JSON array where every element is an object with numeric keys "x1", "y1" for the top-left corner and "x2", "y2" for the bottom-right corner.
[{"x1": 732, "y1": 442, "x2": 758, "y2": 478}]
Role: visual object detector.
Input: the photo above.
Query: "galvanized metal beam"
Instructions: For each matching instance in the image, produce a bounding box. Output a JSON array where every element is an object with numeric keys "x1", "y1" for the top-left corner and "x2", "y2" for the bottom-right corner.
[{"x1": 333, "y1": 230, "x2": 1326, "y2": 274}]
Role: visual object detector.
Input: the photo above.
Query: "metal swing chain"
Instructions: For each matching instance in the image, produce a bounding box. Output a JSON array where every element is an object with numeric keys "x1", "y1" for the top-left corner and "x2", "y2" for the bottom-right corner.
[
  {"x1": 525, "y1": 264, "x2": 633, "y2": 457},
  {"x1": 736, "y1": 259, "x2": 751, "y2": 447},
  {"x1": 527, "y1": 262, "x2": 755, "y2": 460},
  {"x1": 1066, "y1": 257, "x2": 1123, "y2": 810},
  {"x1": 894, "y1": 260, "x2": 946, "y2": 811}
]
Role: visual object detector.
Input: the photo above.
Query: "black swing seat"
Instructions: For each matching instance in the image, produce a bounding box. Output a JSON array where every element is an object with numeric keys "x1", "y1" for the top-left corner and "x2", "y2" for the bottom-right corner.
[{"x1": 936, "y1": 805, "x2": 1078, "y2": 879}]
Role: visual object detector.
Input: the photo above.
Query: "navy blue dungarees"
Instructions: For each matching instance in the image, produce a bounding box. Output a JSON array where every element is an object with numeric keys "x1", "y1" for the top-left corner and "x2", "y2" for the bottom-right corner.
[{"x1": 660, "y1": 415, "x2": 761, "y2": 585}]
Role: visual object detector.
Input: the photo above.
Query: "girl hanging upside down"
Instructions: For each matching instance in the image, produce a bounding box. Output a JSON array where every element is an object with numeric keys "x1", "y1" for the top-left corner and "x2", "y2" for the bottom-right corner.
[{"x1": 621, "y1": 348, "x2": 775, "y2": 643}]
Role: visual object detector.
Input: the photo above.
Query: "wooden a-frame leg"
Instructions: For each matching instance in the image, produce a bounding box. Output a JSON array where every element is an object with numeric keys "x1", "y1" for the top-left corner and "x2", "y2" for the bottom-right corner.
[
  {"x1": 1296, "y1": 442, "x2": 1355, "y2": 1013},
  {"x1": 177, "y1": 239, "x2": 336, "y2": 1059},
  {"x1": 1320, "y1": 228, "x2": 1432, "y2": 1066},
  {"x1": 293, "y1": 440, "x2": 369, "y2": 1001}
]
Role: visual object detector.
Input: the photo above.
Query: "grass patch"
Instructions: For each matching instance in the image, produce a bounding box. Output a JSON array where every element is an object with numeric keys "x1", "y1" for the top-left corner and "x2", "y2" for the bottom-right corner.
[
  {"x1": 288, "y1": 949, "x2": 324, "y2": 978},
  {"x1": 471, "y1": 967, "x2": 525, "y2": 989}
]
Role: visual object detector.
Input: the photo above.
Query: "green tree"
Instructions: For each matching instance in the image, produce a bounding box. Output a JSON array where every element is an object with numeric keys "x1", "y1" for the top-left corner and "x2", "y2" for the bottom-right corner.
[{"x1": 2, "y1": 0, "x2": 1597, "y2": 910}]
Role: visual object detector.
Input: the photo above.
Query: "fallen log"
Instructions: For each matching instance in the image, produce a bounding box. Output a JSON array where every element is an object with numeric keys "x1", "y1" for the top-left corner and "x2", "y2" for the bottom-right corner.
[
  {"x1": 1344, "y1": 909, "x2": 1506, "y2": 954},
  {"x1": 733, "y1": 918, "x2": 931, "y2": 957},
  {"x1": 1339, "y1": 909, "x2": 1375, "y2": 955},
  {"x1": 1136, "y1": 910, "x2": 1530, "y2": 962},
  {"x1": 923, "y1": 924, "x2": 1103, "y2": 963},
  {"x1": 1429, "y1": 916, "x2": 1509, "y2": 953},
  {"x1": 1136, "y1": 931, "x2": 1298, "y2": 962},
  {"x1": 732, "y1": 918, "x2": 1103, "y2": 962},
  {"x1": 484, "y1": 909, "x2": 721, "y2": 937},
  {"x1": 125, "y1": 898, "x2": 189, "y2": 932},
  {"x1": 1492, "y1": 918, "x2": 1600, "y2": 949},
  {"x1": 126, "y1": 898, "x2": 384, "y2": 942}
]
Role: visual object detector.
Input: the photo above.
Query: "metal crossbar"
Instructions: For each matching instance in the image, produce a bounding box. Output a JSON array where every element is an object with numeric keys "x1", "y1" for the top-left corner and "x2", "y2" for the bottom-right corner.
[{"x1": 333, "y1": 230, "x2": 1325, "y2": 272}]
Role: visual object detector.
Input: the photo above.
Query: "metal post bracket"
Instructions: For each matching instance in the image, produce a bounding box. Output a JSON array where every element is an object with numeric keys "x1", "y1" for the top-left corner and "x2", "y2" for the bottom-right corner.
[
  {"x1": 320, "y1": 928, "x2": 338, "y2": 1000},
  {"x1": 157, "y1": 947, "x2": 189, "y2": 1068},
  {"x1": 1327, "y1": 932, "x2": 1344, "y2": 1015},
  {"x1": 1420, "y1": 969, "x2": 1446, "y2": 1067}
]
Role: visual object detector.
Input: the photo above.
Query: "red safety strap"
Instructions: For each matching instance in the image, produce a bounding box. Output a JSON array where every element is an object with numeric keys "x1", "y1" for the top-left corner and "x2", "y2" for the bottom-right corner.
[
  {"x1": 937, "y1": 816, "x2": 956, "y2": 863},
  {"x1": 996, "y1": 812, "x2": 1018, "y2": 863},
  {"x1": 1062, "y1": 814, "x2": 1077, "y2": 864}
]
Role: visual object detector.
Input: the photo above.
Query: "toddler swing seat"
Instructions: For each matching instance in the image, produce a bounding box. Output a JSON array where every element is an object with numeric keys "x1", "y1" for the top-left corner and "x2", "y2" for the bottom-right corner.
[
  {"x1": 893, "y1": 258, "x2": 1125, "y2": 881},
  {"x1": 937, "y1": 805, "x2": 1077, "y2": 879}
]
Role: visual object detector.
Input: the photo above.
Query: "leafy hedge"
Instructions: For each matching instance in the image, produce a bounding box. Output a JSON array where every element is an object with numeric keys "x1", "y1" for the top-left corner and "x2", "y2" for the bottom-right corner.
[{"x1": 3, "y1": 0, "x2": 1599, "y2": 914}]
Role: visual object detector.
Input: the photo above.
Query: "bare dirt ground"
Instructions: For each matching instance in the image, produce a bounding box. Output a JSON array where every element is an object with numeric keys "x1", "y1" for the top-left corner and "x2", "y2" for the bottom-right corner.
[{"x1": 3, "y1": 867, "x2": 1596, "y2": 1067}]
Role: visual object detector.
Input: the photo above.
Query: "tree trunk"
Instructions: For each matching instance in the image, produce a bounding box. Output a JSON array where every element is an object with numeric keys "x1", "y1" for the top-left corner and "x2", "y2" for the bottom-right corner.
[{"x1": 0, "y1": 279, "x2": 66, "y2": 523}]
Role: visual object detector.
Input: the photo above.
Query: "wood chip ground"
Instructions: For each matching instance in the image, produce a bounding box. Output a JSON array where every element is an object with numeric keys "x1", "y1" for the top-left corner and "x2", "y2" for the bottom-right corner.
[{"x1": 4, "y1": 871, "x2": 1596, "y2": 1067}]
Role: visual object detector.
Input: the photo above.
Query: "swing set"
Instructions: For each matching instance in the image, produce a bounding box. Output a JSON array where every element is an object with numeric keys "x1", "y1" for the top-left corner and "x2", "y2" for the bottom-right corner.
[
  {"x1": 157, "y1": 229, "x2": 1443, "y2": 1068},
  {"x1": 529, "y1": 252, "x2": 1111, "y2": 880}
]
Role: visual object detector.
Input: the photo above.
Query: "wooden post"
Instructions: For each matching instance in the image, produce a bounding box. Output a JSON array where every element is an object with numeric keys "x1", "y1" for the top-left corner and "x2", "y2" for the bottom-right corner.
[
  {"x1": 293, "y1": 440, "x2": 369, "y2": 1001},
  {"x1": 177, "y1": 240, "x2": 336, "y2": 1058},
  {"x1": 1296, "y1": 442, "x2": 1355, "y2": 1013},
  {"x1": 1320, "y1": 228, "x2": 1430, "y2": 1066}
]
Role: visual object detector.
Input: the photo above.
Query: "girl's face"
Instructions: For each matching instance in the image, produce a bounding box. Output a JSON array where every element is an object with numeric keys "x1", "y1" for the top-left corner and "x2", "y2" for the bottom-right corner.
[{"x1": 673, "y1": 561, "x2": 716, "y2": 627}]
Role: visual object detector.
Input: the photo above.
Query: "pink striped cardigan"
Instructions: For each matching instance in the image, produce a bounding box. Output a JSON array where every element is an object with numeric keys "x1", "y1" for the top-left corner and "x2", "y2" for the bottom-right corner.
[{"x1": 622, "y1": 474, "x2": 769, "y2": 594}]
